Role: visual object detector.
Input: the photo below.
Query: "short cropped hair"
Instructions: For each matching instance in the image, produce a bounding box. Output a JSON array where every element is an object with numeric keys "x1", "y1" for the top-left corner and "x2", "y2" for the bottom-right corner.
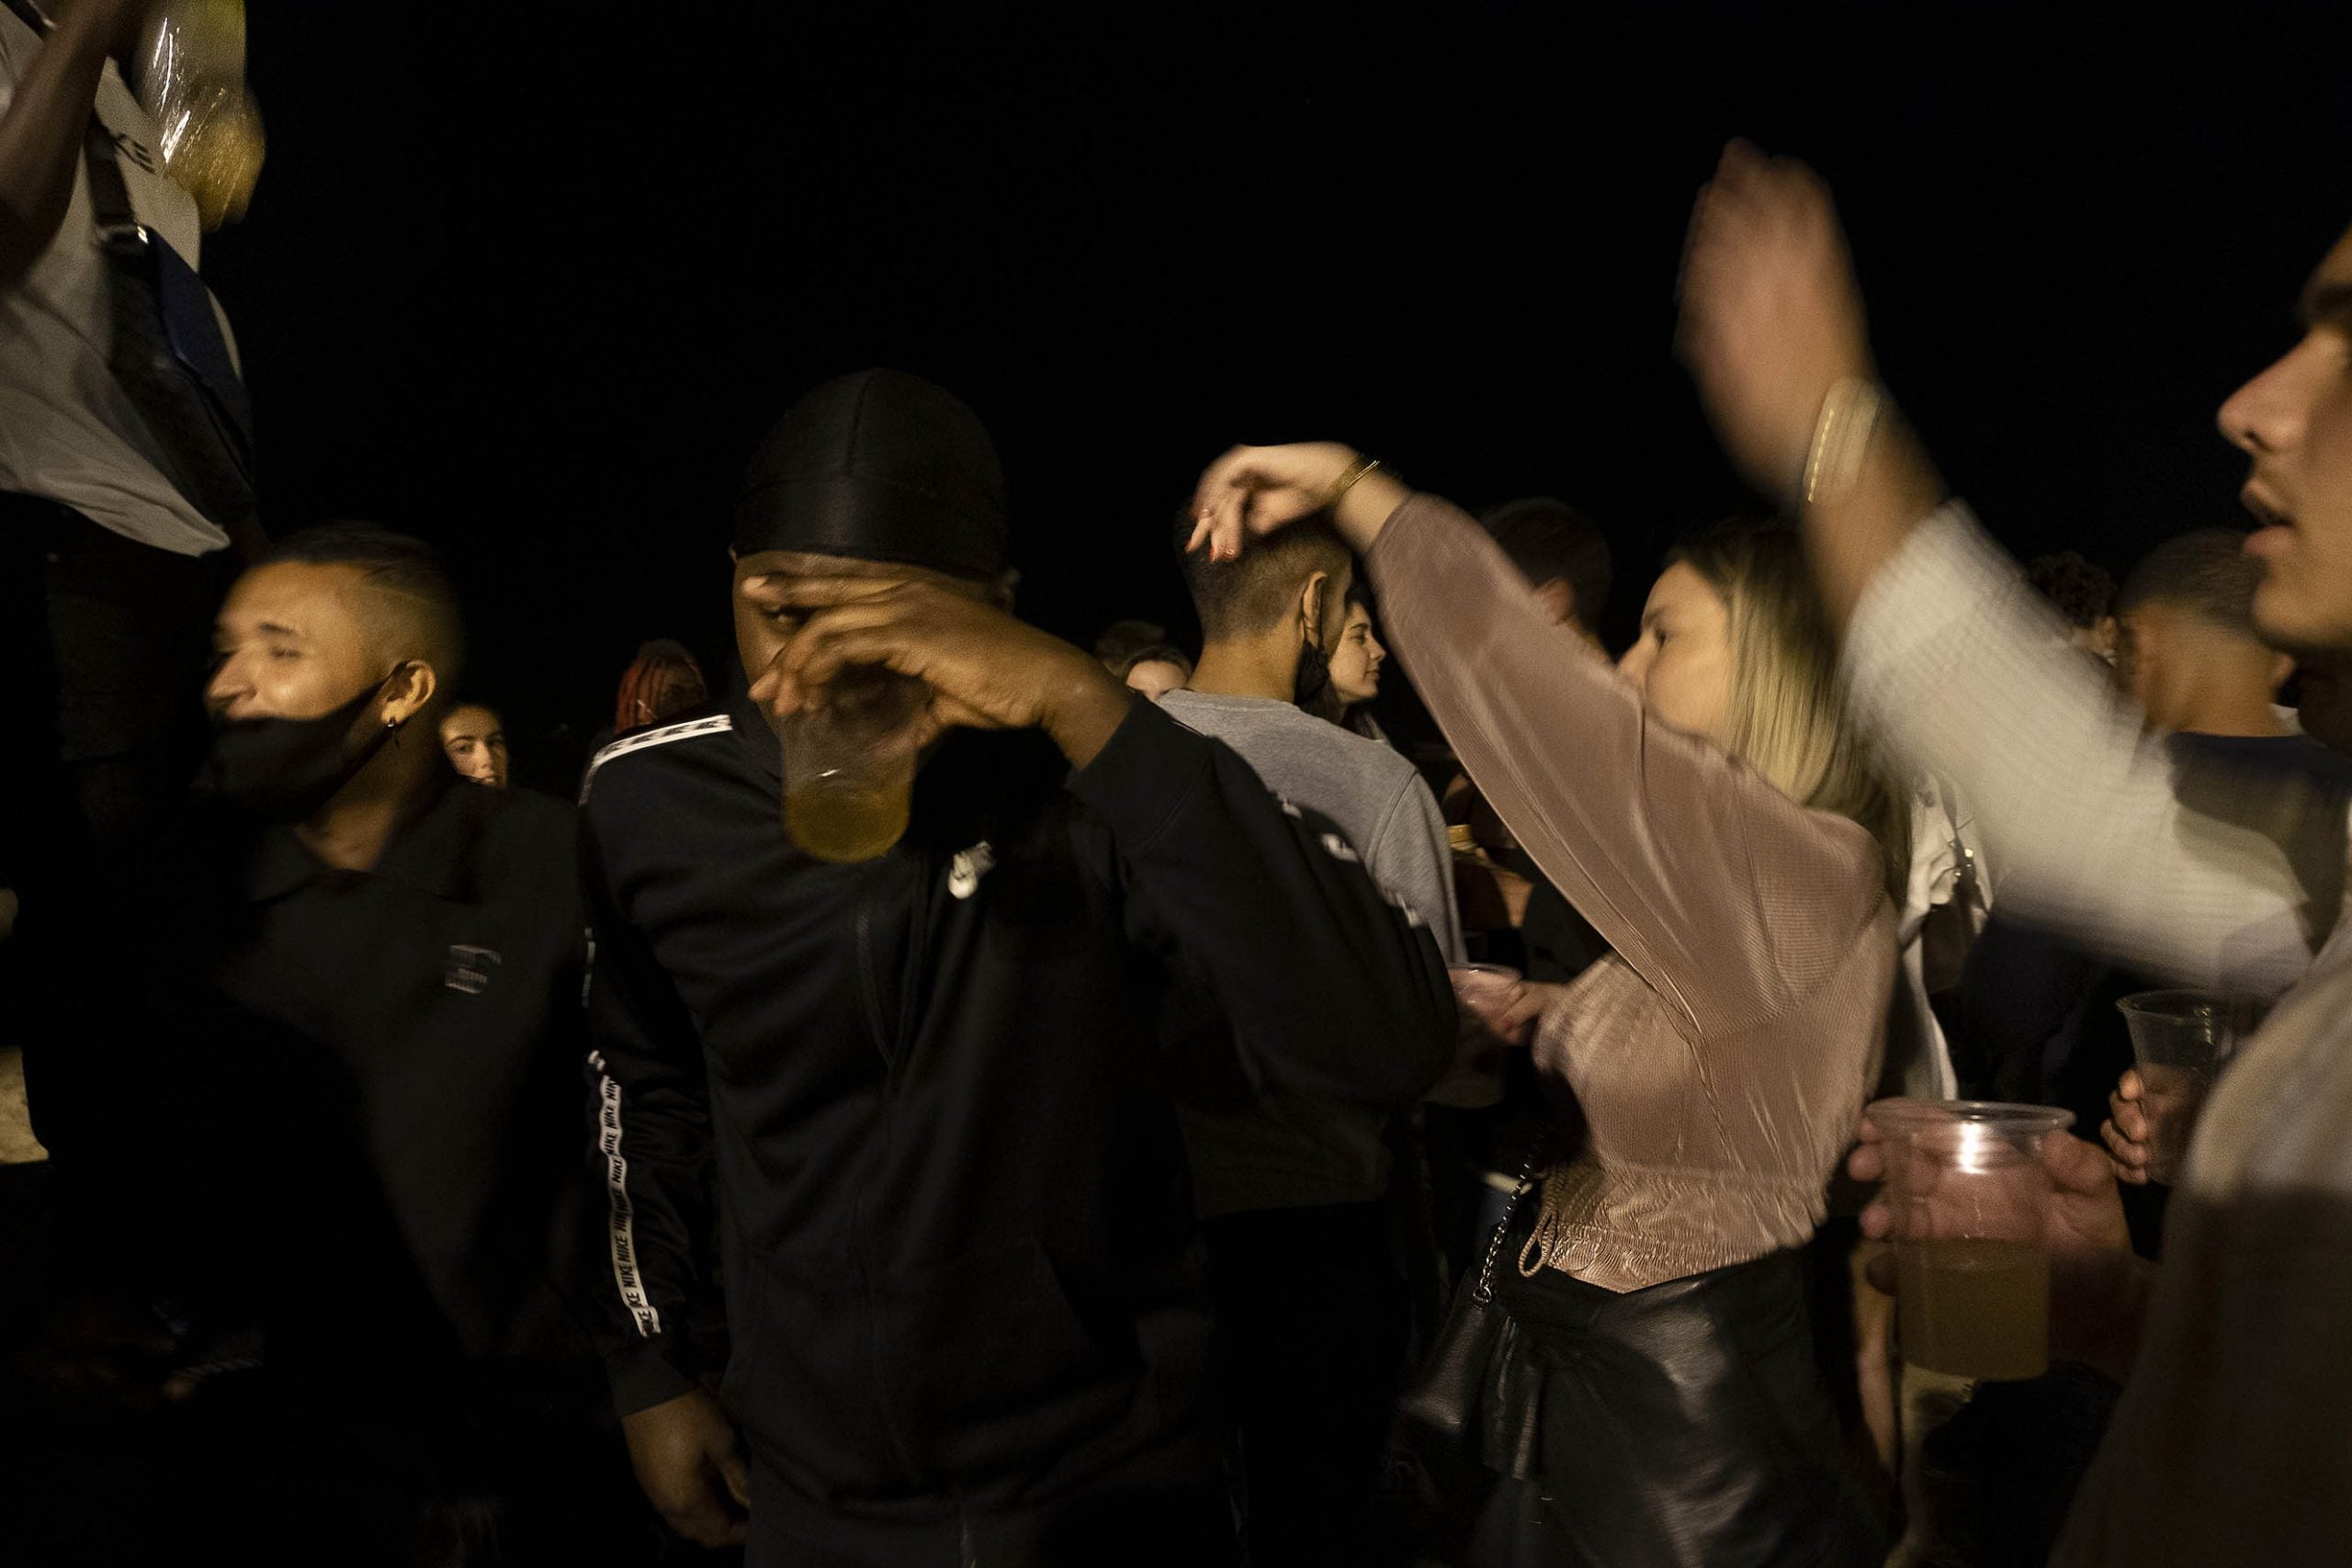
[
  {"x1": 2117, "y1": 530, "x2": 2264, "y2": 635},
  {"x1": 1481, "y1": 498, "x2": 1611, "y2": 626},
  {"x1": 1173, "y1": 508, "x2": 1351, "y2": 641},
  {"x1": 260, "y1": 523, "x2": 467, "y2": 692},
  {"x1": 2023, "y1": 551, "x2": 2116, "y2": 630}
]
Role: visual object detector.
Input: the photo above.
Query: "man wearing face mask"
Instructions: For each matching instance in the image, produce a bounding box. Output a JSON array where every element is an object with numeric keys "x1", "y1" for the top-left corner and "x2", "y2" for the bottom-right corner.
[
  {"x1": 1156, "y1": 510, "x2": 1464, "y2": 1561},
  {"x1": 580, "y1": 369, "x2": 1454, "y2": 1564},
  {"x1": 28, "y1": 525, "x2": 641, "y2": 1564}
]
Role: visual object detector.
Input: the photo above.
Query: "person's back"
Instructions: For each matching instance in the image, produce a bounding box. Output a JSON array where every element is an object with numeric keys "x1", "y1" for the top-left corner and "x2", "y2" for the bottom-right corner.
[
  {"x1": 1158, "y1": 508, "x2": 1463, "y2": 1564},
  {"x1": 1159, "y1": 691, "x2": 1460, "y2": 1201}
]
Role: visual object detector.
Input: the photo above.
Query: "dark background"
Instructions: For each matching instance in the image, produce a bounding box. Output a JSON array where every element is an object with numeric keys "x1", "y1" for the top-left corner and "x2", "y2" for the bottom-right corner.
[{"x1": 206, "y1": 3, "x2": 2352, "y2": 786}]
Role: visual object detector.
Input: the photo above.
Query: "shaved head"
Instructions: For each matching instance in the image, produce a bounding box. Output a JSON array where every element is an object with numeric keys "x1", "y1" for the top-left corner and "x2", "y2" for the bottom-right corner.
[
  {"x1": 256, "y1": 524, "x2": 466, "y2": 701},
  {"x1": 1175, "y1": 507, "x2": 1351, "y2": 641}
]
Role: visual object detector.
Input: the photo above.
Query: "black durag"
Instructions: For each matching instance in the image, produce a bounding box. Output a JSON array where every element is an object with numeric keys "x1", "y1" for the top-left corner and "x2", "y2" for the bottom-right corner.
[{"x1": 734, "y1": 368, "x2": 1009, "y2": 583}]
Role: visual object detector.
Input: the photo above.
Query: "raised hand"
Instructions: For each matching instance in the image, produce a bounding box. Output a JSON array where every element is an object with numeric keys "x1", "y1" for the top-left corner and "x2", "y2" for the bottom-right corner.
[
  {"x1": 750, "y1": 576, "x2": 1133, "y2": 768},
  {"x1": 1678, "y1": 141, "x2": 1876, "y2": 502},
  {"x1": 1187, "y1": 442, "x2": 1411, "y2": 563}
]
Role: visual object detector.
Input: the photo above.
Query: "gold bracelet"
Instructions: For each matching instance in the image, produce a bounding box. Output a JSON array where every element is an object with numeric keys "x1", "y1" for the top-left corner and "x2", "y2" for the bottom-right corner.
[
  {"x1": 1802, "y1": 378, "x2": 1884, "y2": 508},
  {"x1": 1318, "y1": 453, "x2": 1385, "y2": 513}
]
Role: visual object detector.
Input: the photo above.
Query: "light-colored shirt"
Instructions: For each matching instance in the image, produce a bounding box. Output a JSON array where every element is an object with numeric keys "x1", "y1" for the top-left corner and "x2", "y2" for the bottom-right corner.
[
  {"x1": 0, "y1": 8, "x2": 230, "y2": 555},
  {"x1": 1886, "y1": 778, "x2": 1992, "y2": 1100},
  {"x1": 1843, "y1": 504, "x2": 2352, "y2": 1566},
  {"x1": 1155, "y1": 687, "x2": 1462, "y2": 1216},
  {"x1": 1368, "y1": 494, "x2": 1894, "y2": 1292},
  {"x1": 1158, "y1": 689, "x2": 1464, "y2": 962},
  {"x1": 1845, "y1": 507, "x2": 2341, "y2": 998}
]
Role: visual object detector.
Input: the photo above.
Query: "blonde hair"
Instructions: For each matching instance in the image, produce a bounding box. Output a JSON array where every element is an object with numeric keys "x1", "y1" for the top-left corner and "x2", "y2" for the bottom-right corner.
[{"x1": 1669, "y1": 521, "x2": 1909, "y2": 896}]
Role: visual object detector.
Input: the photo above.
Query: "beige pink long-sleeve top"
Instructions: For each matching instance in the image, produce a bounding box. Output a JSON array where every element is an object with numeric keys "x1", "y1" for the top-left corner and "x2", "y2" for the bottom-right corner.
[{"x1": 1366, "y1": 495, "x2": 1894, "y2": 1292}]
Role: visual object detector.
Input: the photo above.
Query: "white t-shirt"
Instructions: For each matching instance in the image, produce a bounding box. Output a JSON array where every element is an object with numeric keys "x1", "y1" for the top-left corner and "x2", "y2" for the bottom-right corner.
[{"x1": 0, "y1": 6, "x2": 230, "y2": 555}]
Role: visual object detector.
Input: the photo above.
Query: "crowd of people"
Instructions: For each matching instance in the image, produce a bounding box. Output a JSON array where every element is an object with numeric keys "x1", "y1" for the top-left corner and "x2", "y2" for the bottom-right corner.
[{"x1": 5, "y1": 8, "x2": 2352, "y2": 1568}]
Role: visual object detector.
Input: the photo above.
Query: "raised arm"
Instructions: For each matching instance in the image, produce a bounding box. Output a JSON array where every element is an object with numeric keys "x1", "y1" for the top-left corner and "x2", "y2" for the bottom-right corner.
[
  {"x1": 1678, "y1": 142, "x2": 2332, "y2": 995},
  {"x1": 755, "y1": 571, "x2": 1458, "y2": 1107},
  {"x1": 0, "y1": 1, "x2": 147, "y2": 284},
  {"x1": 1188, "y1": 448, "x2": 1883, "y2": 1038}
]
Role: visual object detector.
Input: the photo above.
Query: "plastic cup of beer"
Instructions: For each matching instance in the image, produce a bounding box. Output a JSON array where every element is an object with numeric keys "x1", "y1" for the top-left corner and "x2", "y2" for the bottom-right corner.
[
  {"x1": 2114, "y1": 989, "x2": 2256, "y2": 1186},
  {"x1": 1867, "y1": 1098, "x2": 2075, "y2": 1382},
  {"x1": 778, "y1": 665, "x2": 927, "y2": 863}
]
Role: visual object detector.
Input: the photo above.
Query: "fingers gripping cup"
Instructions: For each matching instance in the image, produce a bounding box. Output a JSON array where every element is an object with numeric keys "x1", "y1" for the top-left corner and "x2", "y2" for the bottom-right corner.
[
  {"x1": 2115, "y1": 989, "x2": 2257, "y2": 1186},
  {"x1": 1448, "y1": 962, "x2": 1523, "y2": 1023},
  {"x1": 780, "y1": 666, "x2": 928, "y2": 863},
  {"x1": 1868, "y1": 1099, "x2": 2075, "y2": 1382}
]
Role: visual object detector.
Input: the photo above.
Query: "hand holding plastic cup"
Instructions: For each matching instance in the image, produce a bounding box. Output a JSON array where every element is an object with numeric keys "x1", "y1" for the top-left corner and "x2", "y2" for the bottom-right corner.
[
  {"x1": 1450, "y1": 963, "x2": 1530, "y2": 1040},
  {"x1": 2113, "y1": 990, "x2": 2256, "y2": 1186},
  {"x1": 779, "y1": 664, "x2": 929, "y2": 863},
  {"x1": 1867, "y1": 1098, "x2": 2075, "y2": 1382}
]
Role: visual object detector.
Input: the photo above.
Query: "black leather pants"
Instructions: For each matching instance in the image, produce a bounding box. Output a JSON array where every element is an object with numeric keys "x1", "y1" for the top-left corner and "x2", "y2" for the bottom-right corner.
[{"x1": 1463, "y1": 1236, "x2": 1883, "y2": 1568}]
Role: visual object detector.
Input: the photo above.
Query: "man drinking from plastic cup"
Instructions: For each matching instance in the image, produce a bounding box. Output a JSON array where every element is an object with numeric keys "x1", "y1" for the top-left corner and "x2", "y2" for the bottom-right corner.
[{"x1": 576, "y1": 369, "x2": 1455, "y2": 1564}]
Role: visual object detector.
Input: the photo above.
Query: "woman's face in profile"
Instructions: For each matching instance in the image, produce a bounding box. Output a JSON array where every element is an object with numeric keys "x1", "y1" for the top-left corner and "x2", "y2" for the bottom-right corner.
[
  {"x1": 1124, "y1": 659, "x2": 1189, "y2": 702},
  {"x1": 1615, "y1": 562, "x2": 1732, "y2": 740},
  {"x1": 1327, "y1": 603, "x2": 1385, "y2": 706}
]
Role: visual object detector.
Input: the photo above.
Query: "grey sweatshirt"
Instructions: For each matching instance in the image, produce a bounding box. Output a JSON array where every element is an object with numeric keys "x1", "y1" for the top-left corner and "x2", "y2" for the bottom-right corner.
[{"x1": 1157, "y1": 689, "x2": 1464, "y2": 1215}]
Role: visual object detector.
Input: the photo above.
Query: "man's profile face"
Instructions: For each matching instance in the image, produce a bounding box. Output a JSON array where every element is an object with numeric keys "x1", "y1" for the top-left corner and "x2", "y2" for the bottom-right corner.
[
  {"x1": 207, "y1": 562, "x2": 385, "y2": 723},
  {"x1": 2222, "y1": 221, "x2": 2352, "y2": 652},
  {"x1": 440, "y1": 704, "x2": 509, "y2": 788},
  {"x1": 731, "y1": 549, "x2": 997, "y2": 688}
]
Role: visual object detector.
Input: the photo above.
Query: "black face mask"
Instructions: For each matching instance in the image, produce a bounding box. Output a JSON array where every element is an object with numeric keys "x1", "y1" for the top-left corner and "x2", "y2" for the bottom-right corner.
[
  {"x1": 1294, "y1": 620, "x2": 1340, "y2": 722},
  {"x1": 196, "y1": 676, "x2": 398, "y2": 822}
]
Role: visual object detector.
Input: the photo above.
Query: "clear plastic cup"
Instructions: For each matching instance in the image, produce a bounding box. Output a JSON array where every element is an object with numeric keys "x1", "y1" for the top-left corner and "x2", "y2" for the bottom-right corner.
[
  {"x1": 1867, "y1": 1098, "x2": 2075, "y2": 1382},
  {"x1": 2114, "y1": 989, "x2": 2258, "y2": 1186},
  {"x1": 137, "y1": 1, "x2": 264, "y2": 229},
  {"x1": 778, "y1": 666, "x2": 927, "y2": 863},
  {"x1": 1449, "y1": 962, "x2": 1522, "y2": 1017}
]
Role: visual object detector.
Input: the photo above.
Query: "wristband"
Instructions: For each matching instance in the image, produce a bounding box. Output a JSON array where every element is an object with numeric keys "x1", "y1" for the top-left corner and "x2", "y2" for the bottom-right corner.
[
  {"x1": 1803, "y1": 378, "x2": 1884, "y2": 508},
  {"x1": 1318, "y1": 454, "x2": 1386, "y2": 513}
]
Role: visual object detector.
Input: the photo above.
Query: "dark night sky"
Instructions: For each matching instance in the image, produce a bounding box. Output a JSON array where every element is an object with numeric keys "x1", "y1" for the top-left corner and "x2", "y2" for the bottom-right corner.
[{"x1": 206, "y1": 5, "x2": 2352, "y2": 787}]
